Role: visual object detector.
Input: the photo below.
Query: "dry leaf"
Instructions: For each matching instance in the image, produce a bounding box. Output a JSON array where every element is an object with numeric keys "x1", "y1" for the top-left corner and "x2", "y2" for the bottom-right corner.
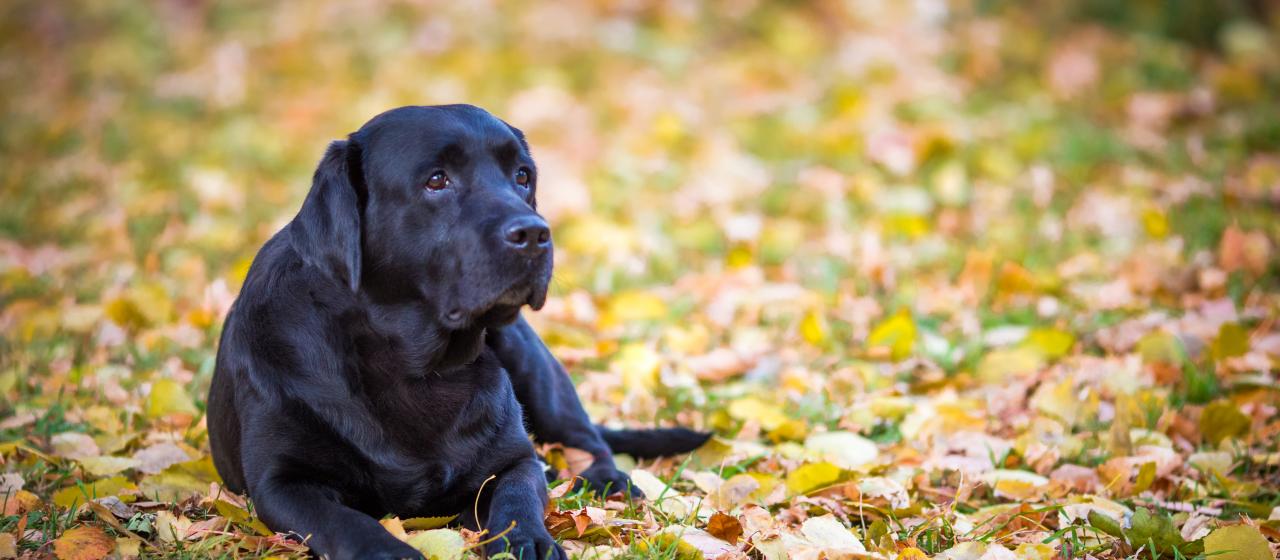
[
  {"x1": 53, "y1": 526, "x2": 114, "y2": 560},
  {"x1": 706, "y1": 512, "x2": 743, "y2": 543}
]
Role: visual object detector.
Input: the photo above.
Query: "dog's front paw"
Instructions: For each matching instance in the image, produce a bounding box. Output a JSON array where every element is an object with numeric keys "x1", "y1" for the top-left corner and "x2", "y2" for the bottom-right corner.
[
  {"x1": 485, "y1": 525, "x2": 566, "y2": 560},
  {"x1": 575, "y1": 462, "x2": 641, "y2": 498}
]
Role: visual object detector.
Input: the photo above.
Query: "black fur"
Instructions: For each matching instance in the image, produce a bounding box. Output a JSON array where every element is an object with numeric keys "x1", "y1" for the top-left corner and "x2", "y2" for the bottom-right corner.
[{"x1": 207, "y1": 105, "x2": 708, "y2": 560}]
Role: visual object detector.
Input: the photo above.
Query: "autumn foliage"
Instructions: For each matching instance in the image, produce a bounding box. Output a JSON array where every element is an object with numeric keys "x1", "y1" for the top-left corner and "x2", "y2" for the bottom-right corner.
[{"x1": 2, "y1": 1, "x2": 1280, "y2": 559}]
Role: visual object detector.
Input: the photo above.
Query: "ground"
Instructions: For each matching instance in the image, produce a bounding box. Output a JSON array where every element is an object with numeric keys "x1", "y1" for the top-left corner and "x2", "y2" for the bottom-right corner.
[{"x1": 1, "y1": 1, "x2": 1279, "y2": 559}]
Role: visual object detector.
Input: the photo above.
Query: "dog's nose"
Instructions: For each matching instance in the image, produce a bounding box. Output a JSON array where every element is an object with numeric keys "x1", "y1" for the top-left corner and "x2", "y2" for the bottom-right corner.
[{"x1": 502, "y1": 216, "x2": 551, "y2": 256}]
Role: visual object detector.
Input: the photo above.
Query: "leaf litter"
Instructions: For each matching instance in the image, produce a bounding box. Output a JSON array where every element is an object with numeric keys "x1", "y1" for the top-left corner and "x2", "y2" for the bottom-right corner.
[{"x1": 2, "y1": 1, "x2": 1280, "y2": 559}]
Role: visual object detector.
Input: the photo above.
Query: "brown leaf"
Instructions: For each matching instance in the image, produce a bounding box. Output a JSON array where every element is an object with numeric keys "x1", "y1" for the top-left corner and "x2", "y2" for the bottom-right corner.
[
  {"x1": 1219, "y1": 226, "x2": 1271, "y2": 276},
  {"x1": 705, "y1": 512, "x2": 743, "y2": 543},
  {"x1": 53, "y1": 526, "x2": 114, "y2": 560}
]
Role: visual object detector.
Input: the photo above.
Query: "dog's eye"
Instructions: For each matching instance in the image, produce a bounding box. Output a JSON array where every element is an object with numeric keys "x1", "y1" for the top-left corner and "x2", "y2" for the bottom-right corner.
[
  {"x1": 425, "y1": 171, "x2": 450, "y2": 191},
  {"x1": 514, "y1": 168, "x2": 531, "y2": 188}
]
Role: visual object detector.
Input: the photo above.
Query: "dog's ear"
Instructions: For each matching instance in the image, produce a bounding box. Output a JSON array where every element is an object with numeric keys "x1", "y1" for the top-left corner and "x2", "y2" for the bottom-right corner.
[{"x1": 290, "y1": 139, "x2": 366, "y2": 291}]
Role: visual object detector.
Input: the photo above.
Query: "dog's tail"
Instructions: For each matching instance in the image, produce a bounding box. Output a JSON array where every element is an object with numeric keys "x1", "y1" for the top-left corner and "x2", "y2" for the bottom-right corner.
[{"x1": 596, "y1": 426, "x2": 713, "y2": 459}]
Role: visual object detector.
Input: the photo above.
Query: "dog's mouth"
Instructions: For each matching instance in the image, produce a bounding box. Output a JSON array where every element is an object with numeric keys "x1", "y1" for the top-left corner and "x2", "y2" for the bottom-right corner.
[{"x1": 440, "y1": 280, "x2": 548, "y2": 330}]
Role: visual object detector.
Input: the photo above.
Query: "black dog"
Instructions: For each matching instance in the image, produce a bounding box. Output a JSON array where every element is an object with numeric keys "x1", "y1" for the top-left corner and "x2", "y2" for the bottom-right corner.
[{"x1": 207, "y1": 105, "x2": 709, "y2": 560}]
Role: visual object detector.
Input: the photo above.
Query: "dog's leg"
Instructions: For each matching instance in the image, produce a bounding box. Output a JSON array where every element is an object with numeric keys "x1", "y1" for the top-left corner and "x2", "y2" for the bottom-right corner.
[
  {"x1": 251, "y1": 480, "x2": 422, "y2": 560},
  {"x1": 483, "y1": 459, "x2": 567, "y2": 560},
  {"x1": 488, "y1": 315, "x2": 636, "y2": 496}
]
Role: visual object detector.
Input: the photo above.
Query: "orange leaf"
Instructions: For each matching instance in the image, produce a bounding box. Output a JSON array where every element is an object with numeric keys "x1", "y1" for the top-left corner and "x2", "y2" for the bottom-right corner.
[
  {"x1": 54, "y1": 526, "x2": 114, "y2": 560},
  {"x1": 705, "y1": 512, "x2": 743, "y2": 543}
]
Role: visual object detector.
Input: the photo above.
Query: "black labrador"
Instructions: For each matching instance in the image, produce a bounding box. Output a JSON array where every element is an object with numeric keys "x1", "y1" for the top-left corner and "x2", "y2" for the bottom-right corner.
[{"x1": 207, "y1": 105, "x2": 709, "y2": 560}]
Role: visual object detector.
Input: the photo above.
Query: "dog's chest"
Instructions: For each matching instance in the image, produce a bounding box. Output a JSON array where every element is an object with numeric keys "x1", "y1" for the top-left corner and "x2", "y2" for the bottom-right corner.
[{"x1": 358, "y1": 352, "x2": 523, "y2": 515}]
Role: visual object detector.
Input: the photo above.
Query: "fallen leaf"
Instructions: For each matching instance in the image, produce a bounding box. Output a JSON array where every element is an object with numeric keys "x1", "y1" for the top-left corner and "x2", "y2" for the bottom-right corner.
[
  {"x1": 406, "y1": 529, "x2": 465, "y2": 560},
  {"x1": 786, "y1": 462, "x2": 842, "y2": 495},
  {"x1": 132, "y1": 443, "x2": 192, "y2": 474},
  {"x1": 403, "y1": 515, "x2": 457, "y2": 531},
  {"x1": 705, "y1": 512, "x2": 743, "y2": 543},
  {"x1": 977, "y1": 347, "x2": 1044, "y2": 383},
  {"x1": 53, "y1": 526, "x2": 114, "y2": 560},
  {"x1": 78, "y1": 456, "x2": 141, "y2": 477},
  {"x1": 613, "y1": 344, "x2": 662, "y2": 393},
  {"x1": 1200, "y1": 400, "x2": 1250, "y2": 445},
  {"x1": 981, "y1": 470, "x2": 1049, "y2": 501},
  {"x1": 0, "y1": 534, "x2": 14, "y2": 560},
  {"x1": 0, "y1": 473, "x2": 21, "y2": 495},
  {"x1": 657, "y1": 526, "x2": 736, "y2": 560},
  {"x1": 145, "y1": 379, "x2": 199, "y2": 421},
  {"x1": 867, "y1": 311, "x2": 916, "y2": 361},
  {"x1": 381, "y1": 517, "x2": 408, "y2": 541},
  {"x1": 51, "y1": 432, "x2": 100, "y2": 461},
  {"x1": 154, "y1": 511, "x2": 193, "y2": 543},
  {"x1": 714, "y1": 474, "x2": 760, "y2": 509},
  {"x1": 800, "y1": 515, "x2": 866, "y2": 555},
  {"x1": 114, "y1": 537, "x2": 141, "y2": 559},
  {"x1": 52, "y1": 476, "x2": 136, "y2": 509},
  {"x1": 1203, "y1": 524, "x2": 1272, "y2": 560},
  {"x1": 727, "y1": 397, "x2": 789, "y2": 431},
  {"x1": 803, "y1": 431, "x2": 879, "y2": 470}
]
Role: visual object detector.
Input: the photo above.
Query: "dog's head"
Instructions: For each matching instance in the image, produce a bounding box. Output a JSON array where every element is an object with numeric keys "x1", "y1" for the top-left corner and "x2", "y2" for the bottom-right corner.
[{"x1": 290, "y1": 105, "x2": 551, "y2": 330}]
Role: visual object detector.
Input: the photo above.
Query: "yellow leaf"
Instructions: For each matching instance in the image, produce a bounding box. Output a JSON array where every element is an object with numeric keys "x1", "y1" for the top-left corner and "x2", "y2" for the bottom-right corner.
[
  {"x1": 1200, "y1": 400, "x2": 1251, "y2": 445},
  {"x1": 77, "y1": 456, "x2": 141, "y2": 477},
  {"x1": 1022, "y1": 327, "x2": 1074, "y2": 359},
  {"x1": 1142, "y1": 209, "x2": 1169, "y2": 238},
  {"x1": 746, "y1": 472, "x2": 780, "y2": 503},
  {"x1": 406, "y1": 529, "x2": 466, "y2": 560},
  {"x1": 1, "y1": 490, "x2": 41, "y2": 516},
  {"x1": 213, "y1": 499, "x2": 272, "y2": 536},
  {"x1": 0, "y1": 533, "x2": 14, "y2": 560},
  {"x1": 651, "y1": 111, "x2": 684, "y2": 145},
  {"x1": 799, "y1": 309, "x2": 828, "y2": 346},
  {"x1": 613, "y1": 344, "x2": 662, "y2": 392},
  {"x1": 897, "y1": 547, "x2": 929, "y2": 560},
  {"x1": 114, "y1": 537, "x2": 141, "y2": 559},
  {"x1": 977, "y1": 347, "x2": 1044, "y2": 383},
  {"x1": 1210, "y1": 323, "x2": 1250, "y2": 361},
  {"x1": 1030, "y1": 379, "x2": 1081, "y2": 426},
  {"x1": 1136, "y1": 331, "x2": 1185, "y2": 365},
  {"x1": 129, "y1": 282, "x2": 172, "y2": 326},
  {"x1": 380, "y1": 517, "x2": 408, "y2": 541},
  {"x1": 138, "y1": 455, "x2": 221, "y2": 502},
  {"x1": 635, "y1": 533, "x2": 703, "y2": 560},
  {"x1": 785, "y1": 462, "x2": 842, "y2": 495},
  {"x1": 727, "y1": 397, "x2": 789, "y2": 431},
  {"x1": 981, "y1": 470, "x2": 1049, "y2": 501},
  {"x1": 154, "y1": 511, "x2": 191, "y2": 543},
  {"x1": 52, "y1": 476, "x2": 136, "y2": 509},
  {"x1": 1015, "y1": 543, "x2": 1057, "y2": 560},
  {"x1": 402, "y1": 515, "x2": 457, "y2": 531},
  {"x1": 145, "y1": 379, "x2": 198, "y2": 420},
  {"x1": 726, "y1": 244, "x2": 753, "y2": 268},
  {"x1": 603, "y1": 290, "x2": 668, "y2": 326},
  {"x1": 54, "y1": 526, "x2": 114, "y2": 560},
  {"x1": 1203, "y1": 524, "x2": 1272, "y2": 560},
  {"x1": 1132, "y1": 461, "x2": 1157, "y2": 494},
  {"x1": 766, "y1": 419, "x2": 808, "y2": 442},
  {"x1": 866, "y1": 311, "x2": 916, "y2": 361},
  {"x1": 883, "y1": 214, "x2": 930, "y2": 238},
  {"x1": 104, "y1": 298, "x2": 147, "y2": 331}
]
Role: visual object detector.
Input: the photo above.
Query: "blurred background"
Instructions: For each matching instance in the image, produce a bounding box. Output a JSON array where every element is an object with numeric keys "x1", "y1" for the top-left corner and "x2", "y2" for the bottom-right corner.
[{"x1": 2, "y1": 1, "x2": 1280, "y2": 558}]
